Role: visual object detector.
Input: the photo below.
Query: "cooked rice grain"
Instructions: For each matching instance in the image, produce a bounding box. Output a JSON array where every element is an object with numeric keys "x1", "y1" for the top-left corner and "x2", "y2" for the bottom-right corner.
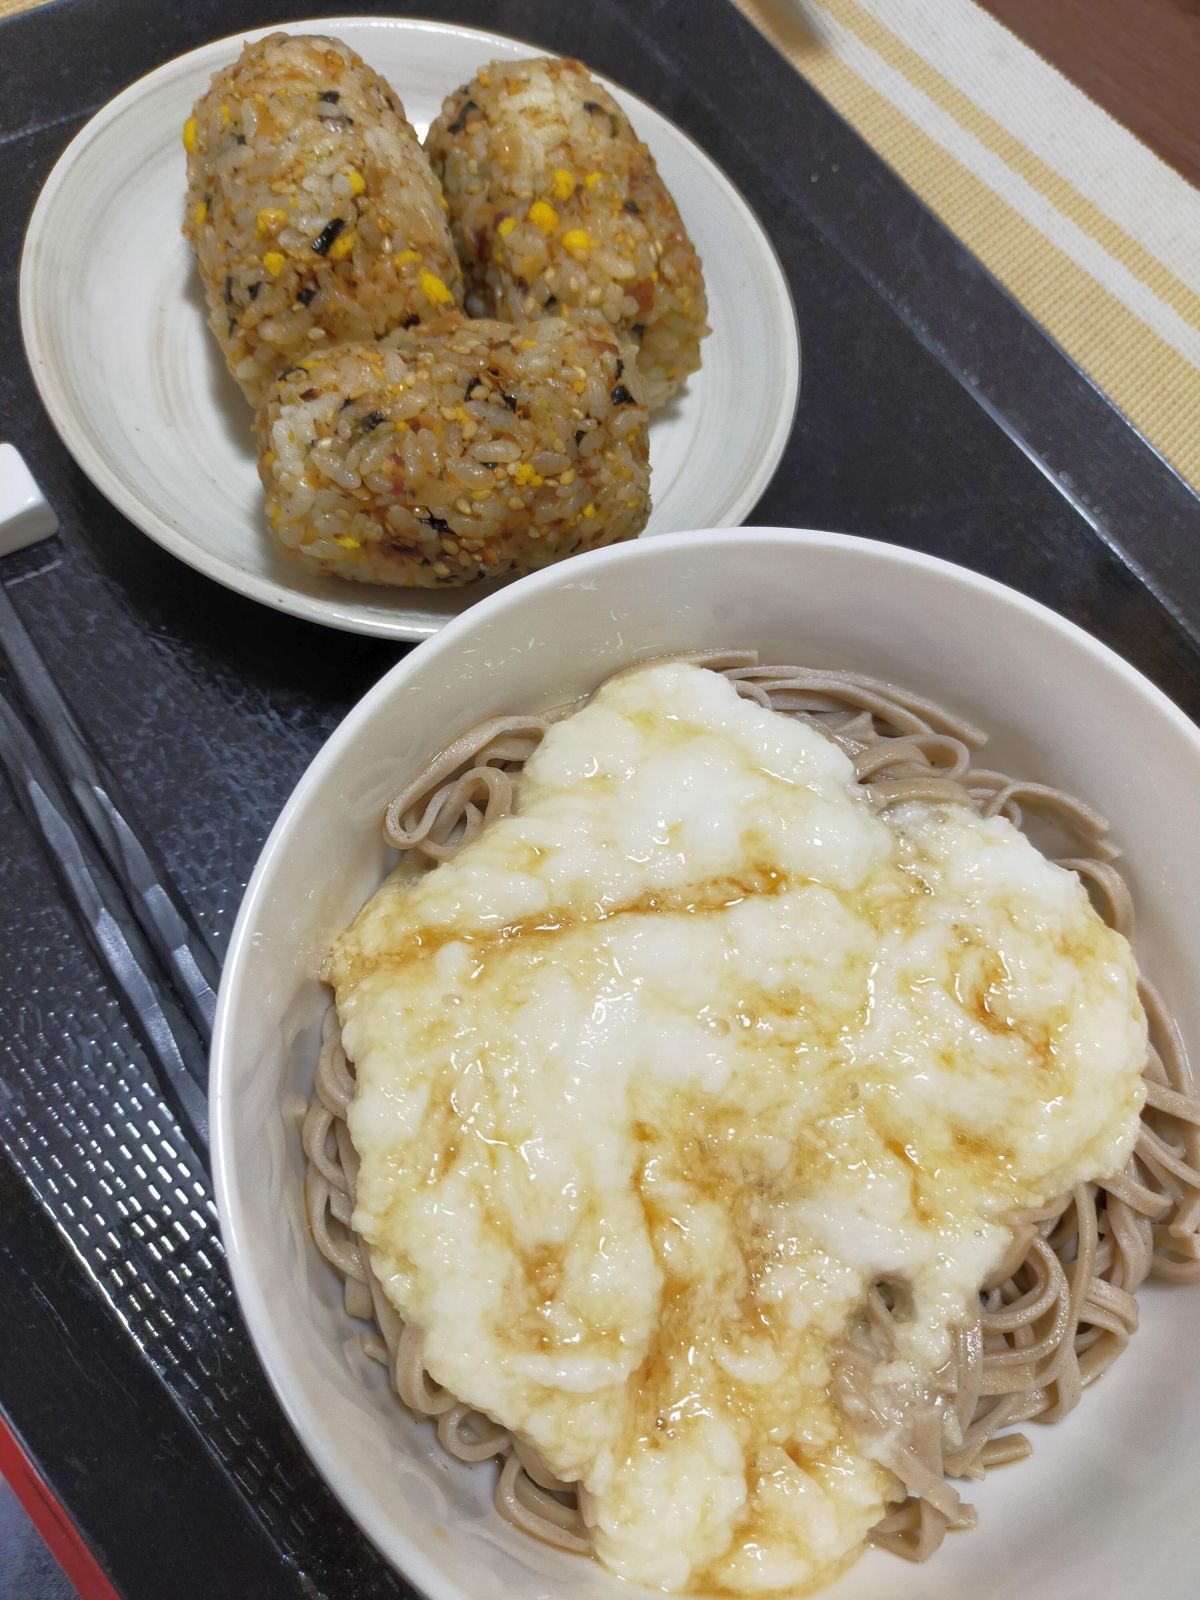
[
  {"x1": 184, "y1": 33, "x2": 462, "y2": 407},
  {"x1": 257, "y1": 313, "x2": 651, "y2": 587},
  {"x1": 426, "y1": 58, "x2": 708, "y2": 409}
]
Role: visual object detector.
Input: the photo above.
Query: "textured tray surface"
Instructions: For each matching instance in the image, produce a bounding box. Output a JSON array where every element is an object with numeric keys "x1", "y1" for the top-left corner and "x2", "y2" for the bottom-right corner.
[{"x1": 1, "y1": 3, "x2": 1198, "y2": 1598}]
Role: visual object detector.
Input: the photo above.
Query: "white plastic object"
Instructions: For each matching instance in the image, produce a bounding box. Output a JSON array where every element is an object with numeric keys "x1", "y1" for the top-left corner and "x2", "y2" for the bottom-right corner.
[{"x1": 0, "y1": 443, "x2": 58, "y2": 557}]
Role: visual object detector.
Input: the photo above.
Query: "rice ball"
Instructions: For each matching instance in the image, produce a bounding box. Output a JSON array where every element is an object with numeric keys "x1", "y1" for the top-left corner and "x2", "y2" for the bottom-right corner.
[
  {"x1": 257, "y1": 313, "x2": 651, "y2": 587},
  {"x1": 426, "y1": 57, "x2": 708, "y2": 409},
  {"x1": 184, "y1": 32, "x2": 462, "y2": 407}
]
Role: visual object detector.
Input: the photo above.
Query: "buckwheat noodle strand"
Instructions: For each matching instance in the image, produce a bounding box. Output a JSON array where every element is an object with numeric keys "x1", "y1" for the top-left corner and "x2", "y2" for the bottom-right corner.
[{"x1": 302, "y1": 655, "x2": 1200, "y2": 1564}]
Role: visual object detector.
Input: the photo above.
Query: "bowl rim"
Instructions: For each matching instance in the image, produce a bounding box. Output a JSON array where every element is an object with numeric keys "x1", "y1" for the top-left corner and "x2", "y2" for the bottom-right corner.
[
  {"x1": 18, "y1": 15, "x2": 800, "y2": 641},
  {"x1": 211, "y1": 525, "x2": 1200, "y2": 1595}
]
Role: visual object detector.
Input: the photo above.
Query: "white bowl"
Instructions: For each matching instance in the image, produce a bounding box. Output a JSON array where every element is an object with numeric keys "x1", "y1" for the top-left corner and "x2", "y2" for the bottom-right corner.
[
  {"x1": 213, "y1": 528, "x2": 1200, "y2": 1600},
  {"x1": 19, "y1": 16, "x2": 798, "y2": 641}
]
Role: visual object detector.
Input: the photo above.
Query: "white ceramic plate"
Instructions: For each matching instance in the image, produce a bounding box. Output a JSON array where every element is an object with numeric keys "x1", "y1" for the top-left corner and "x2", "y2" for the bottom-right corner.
[
  {"x1": 19, "y1": 18, "x2": 798, "y2": 641},
  {"x1": 214, "y1": 529, "x2": 1200, "y2": 1600}
]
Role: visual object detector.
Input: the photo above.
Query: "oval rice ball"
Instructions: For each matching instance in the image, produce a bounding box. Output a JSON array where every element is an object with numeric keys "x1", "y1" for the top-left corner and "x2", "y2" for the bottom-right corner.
[
  {"x1": 257, "y1": 313, "x2": 651, "y2": 587},
  {"x1": 426, "y1": 57, "x2": 708, "y2": 409},
  {"x1": 183, "y1": 32, "x2": 462, "y2": 407}
]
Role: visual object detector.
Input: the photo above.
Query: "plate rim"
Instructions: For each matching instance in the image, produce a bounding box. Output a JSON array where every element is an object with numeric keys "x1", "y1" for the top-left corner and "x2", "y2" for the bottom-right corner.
[{"x1": 18, "y1": 14, "x2": 801, "y2": 641}]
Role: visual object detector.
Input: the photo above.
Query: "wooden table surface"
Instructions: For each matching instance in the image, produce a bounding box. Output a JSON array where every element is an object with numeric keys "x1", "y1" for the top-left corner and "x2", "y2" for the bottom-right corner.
[{"x1": 977, "y1": 0, "x2": 1200, "y2": 187}]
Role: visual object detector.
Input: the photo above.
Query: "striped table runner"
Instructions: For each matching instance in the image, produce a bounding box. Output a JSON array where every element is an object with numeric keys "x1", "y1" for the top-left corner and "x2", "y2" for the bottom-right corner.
[{"x1": 735, "y1": 0, "x2": 1200, "y2": 491}]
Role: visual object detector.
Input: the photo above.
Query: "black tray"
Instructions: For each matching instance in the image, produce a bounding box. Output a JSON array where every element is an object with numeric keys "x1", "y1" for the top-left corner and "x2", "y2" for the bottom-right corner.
[{"x1": 1, "y1": 3, "x2": 1197, "y2": 1597}]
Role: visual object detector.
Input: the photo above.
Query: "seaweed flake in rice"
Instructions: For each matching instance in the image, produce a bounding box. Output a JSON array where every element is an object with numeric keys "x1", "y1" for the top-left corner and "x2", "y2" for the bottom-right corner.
[
  {"x1": 426, "y1": 57, "x2": 709, "y2": 410},
  {"x1": 183, "y1": 33, "x2": 462, "y2": 407},
  {"x1": 257, "y1": 313, "x2": 651, "y2": 588}
]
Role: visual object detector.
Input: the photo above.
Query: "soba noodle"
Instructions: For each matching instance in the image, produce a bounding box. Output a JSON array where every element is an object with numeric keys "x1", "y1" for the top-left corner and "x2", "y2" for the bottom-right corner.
[{"x1": 302, "y1": 653, "x2": 1200, "y2": 1567}]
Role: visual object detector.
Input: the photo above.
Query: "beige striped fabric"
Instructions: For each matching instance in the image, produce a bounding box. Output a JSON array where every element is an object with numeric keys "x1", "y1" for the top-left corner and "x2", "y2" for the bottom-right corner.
[{"x1": 736, "y1": 0, "x2": 1200, "y2": 490}]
